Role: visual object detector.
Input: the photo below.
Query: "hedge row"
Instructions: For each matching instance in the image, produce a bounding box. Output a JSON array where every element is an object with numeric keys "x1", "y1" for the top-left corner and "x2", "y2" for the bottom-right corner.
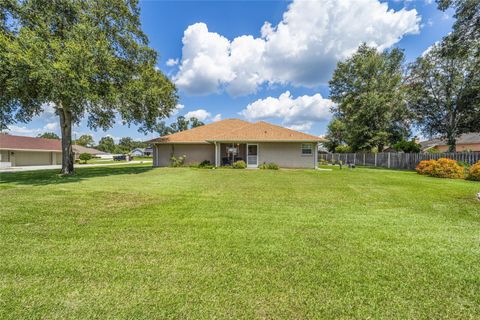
[{"x1": 416, "y1": 158, "x2": 480, "y2": 180}]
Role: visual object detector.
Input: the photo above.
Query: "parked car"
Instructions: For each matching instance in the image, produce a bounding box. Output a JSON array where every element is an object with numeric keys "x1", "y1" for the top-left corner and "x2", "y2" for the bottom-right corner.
[{"x1": 113, "y1": 155, "x2": 127, "y2": 161}]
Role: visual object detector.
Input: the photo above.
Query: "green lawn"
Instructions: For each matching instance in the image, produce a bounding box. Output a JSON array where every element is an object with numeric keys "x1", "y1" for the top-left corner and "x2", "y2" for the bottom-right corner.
[{"x1": 0, "y1": 165, "x2": 479, "y2": 319}]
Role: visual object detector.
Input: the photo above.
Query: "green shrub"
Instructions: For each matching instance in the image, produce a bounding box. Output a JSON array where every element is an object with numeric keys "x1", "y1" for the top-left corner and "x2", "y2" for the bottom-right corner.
[
  {"x1": 457, "y1": 161, "x2": 471, "y2": 170},
  {"x1": 393, "y1": 139, "x2": 421, "y2": 153},
  {"x1": 199, "y1": 160, "x2": 212, "y2": 168},
  {"x1": 318, "y1": 159, "x2": 329, "y2": 165},
  {"x1": 170, "y1": 155, "x2": 186, "y2": 167},
  {"x1": 467, "y1": 161, "x2": 480, "y2": 181},
  {"x1": 232, "y1": 160, "x2": 246, "y2": 169},
  {"x1": 335, "y1": 145, "x2": 351, "y2": 153},
  {"x1": 79, "y1": 153, "x2": 92, "y2": 164},
  {"x1": 259, "y1": 162, "x2": 279, "y2": 170},
  {"x1": 426, "y1": 148, "x2": 441, "y2": 154}
]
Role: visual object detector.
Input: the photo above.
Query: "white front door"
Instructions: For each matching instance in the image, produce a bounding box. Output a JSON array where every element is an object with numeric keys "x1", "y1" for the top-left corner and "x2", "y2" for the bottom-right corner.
[{"x1": 247, "y1": 144, "x2": 258, "y2": 168}]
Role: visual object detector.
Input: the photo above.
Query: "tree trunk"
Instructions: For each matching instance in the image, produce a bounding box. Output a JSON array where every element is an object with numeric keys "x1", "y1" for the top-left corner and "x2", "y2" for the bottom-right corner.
[
  {"x1": 447, "y1": 135, "x2": 456, "y2": 152},
  {"x1": 59, "y1": 107, "x2": 74, "y2": 175}
]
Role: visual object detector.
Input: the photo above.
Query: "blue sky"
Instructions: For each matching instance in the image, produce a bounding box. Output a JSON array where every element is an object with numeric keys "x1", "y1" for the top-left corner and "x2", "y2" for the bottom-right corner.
[{"x1": 8, "y1": 0, "x2": 454, "y2": 142}]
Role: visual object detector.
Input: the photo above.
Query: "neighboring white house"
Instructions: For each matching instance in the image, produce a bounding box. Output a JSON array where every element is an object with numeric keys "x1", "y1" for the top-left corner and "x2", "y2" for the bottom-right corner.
[{"x1": 131, "y1": 147, "x2": 153, "y2": 157}]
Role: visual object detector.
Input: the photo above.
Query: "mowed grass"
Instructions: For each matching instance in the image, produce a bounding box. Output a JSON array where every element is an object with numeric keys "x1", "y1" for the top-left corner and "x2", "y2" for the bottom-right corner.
[{"x1": 0, "y1": 165, "x2": 479, "y2": 319}]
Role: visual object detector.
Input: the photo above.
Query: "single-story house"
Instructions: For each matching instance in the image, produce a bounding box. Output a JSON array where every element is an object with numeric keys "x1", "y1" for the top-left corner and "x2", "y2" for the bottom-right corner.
[
  {"x1": 131, "y1": 147, "x2": 153, "y2": 157},
  {"x1": 72, "y1": 144, "x2": 110, "y2": 159},
  {"x1": 147, "y1": 119, "x2": 324, "y2": 169},
  {"x1": 0, "y1": 133, "x2": 108, "y2": 167},
  {"x1": 420, "y1": 133, "x2": 480, "y2": 152}
]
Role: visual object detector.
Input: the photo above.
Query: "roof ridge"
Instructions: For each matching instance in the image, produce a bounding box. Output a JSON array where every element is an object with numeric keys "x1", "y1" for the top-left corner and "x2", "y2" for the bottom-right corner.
[
  {"x1": 254, "y1": 120, "x2": 321, "y2": 139},
  {"x1": 1, "y1": 133, "x2": 61, "y2": 141},
  {"x1": 207, "y1": 120, "x2": 323, "y2": 142},
  {"x1": 210, "y1": 121, "x2": 254, "y2": 139},
  {"x1": 160, "y1": 118, "x2": 250, "y2": 139}
]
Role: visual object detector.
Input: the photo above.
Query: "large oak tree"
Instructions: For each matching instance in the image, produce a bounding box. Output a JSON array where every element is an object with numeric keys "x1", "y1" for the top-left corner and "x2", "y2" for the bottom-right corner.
[
  {"x1": 329, "y1": 44, "x2": 411, "y2": 152},
  {"x1": 0, "y1": 0, "x2": 177, "y2": 174},
  {"x1": 406, "y1": 38, "x2": 480, "y2": 151}
]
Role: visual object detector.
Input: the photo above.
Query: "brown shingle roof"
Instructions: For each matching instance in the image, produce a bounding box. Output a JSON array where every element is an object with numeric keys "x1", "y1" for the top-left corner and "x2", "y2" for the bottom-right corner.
[
  {"x1": 147, "y1": 118, "x2": 324, "y2": 143},
  {"x1": 0, "y1": 133, "x2": 105, "y2": 154},
  {"x1": 210, "y1": 121, "x2": 324, "y2": 142},
  {"x1": 0, "y1": 133, "x2": 61, "y2": 151},
  {"x1": 420, "y1": 132, "x2": 480, "y2": 149},
  {"x1": 147, "y1": 119, "x2": 250, "y2": 143}
]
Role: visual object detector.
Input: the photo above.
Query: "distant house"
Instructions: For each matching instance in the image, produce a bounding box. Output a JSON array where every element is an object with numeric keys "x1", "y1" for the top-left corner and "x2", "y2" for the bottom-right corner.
[
  {"x1": 0, "y1": 133, "x2": 108, "y2": 167},
  {"x1": 147, "y1": 118, "x2": 324, "y2": 169},
  {"x1": 131, "y1": 147, "x2": 152, "y2": 157},
  {"x1": 420, "y1": 133, "x2": 480, "y2": 152},
  {"x1": 72, "y1": 145, "x2": 110, "y2": 159}
]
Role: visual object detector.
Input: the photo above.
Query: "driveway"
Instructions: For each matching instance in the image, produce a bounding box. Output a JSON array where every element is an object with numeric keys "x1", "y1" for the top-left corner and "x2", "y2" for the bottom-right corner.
[{"x1": 0, "y1": 160, "x2": 152, "y2": 173}]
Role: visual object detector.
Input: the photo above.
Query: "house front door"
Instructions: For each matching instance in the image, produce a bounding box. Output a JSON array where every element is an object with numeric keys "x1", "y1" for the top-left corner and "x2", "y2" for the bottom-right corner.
[{"x1": 247, "y1": 144, "x2": 258, "y2": 168}]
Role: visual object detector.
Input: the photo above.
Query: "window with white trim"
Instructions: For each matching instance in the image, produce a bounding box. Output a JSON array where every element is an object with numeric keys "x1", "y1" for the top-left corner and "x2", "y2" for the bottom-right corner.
[{"x1": 301, "y1": 143, "x2": 313, "y2": 155}]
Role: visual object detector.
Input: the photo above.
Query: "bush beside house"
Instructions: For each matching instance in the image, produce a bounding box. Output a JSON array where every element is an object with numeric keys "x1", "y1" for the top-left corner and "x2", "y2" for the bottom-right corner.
[
  {"x1": 232, "y1": 160, "x2": 247, "y2": 169},
  {"x1": 259, "y1": 162, "x2": 279, "y2": 170},
  {"x1": 170, "y1": 155, "x2": 186, "y2": 167}
]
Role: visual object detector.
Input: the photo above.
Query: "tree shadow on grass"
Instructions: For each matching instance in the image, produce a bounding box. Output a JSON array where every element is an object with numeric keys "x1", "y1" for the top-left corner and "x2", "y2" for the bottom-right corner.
[{"x1": 0, "y1": 165, "x2": 154, "y2": 186}]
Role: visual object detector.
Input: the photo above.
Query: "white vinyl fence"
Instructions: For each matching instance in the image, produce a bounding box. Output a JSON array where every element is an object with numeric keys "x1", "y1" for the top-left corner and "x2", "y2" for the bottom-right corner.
[{"x1": 319, "y1": 152, "x2": 480, "y2": 170}]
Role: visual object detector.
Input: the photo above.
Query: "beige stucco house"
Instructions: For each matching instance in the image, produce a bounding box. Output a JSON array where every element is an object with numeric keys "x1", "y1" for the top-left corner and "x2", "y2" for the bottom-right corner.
[
  {"x1": 0, "y1": 133, "x2": 107, "y2": 167},
  {"x1": 420, "y1": 133, "x2": 480, "y2": 152},
  {"x1": 147, "y1": 119, "x2": 324, "y2": 169}
]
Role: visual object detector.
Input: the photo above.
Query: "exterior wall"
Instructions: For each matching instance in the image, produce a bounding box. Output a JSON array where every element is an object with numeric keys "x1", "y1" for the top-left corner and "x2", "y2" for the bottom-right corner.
[
  {"x1": 436, "y1": 143, "x2": 480, "y2": 152},
  {"x1": 0, "y1": 150, "x2": 11, "y2": 168},
  {"x1": 55, "y1": 152, "x2": 62, "y2": 165},
  {"x1": 14, "y1": 151, "x2": 52, "y2": 166},
  {"x1": 0, "y1": 150, "x2": 62, "y2": 167},
  {"x1": 154, "y1": 144, "x2": 215, "y2": 167},
  {"x1": 258, "y1": 142, "x2": 315, "y2": 168},
  {"x1": 0, "y1": 150, "x2": 10, "y2": 162}
]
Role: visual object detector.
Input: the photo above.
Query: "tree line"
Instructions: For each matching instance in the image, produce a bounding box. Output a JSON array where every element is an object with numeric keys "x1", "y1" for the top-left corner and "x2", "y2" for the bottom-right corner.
[
  {"x1": 37, "y1": 131, "x2": 147, "y2": 154},
  {"x1": 324, "y1": 0, "x2": 479, "y2": 153},
  {"x1": 36, "y1": 114, "x2": 205, "y2": 154}
]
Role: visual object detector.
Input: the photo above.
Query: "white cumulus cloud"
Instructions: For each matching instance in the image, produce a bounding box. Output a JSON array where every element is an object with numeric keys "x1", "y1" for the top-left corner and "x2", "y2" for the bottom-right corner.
[
  {"x1": 212, "y1": 114, "x2": 222, "y2": 122},
  {"x1": 170, "y1": 103, "x2": 185, "y2": 117},
  {"x1": 44, "y1": 122, "x2": 58, "y2": 131},
  {"x1": 174, "y1": 0, "x2": 420, "y2": 95},
  {"x1": 166, "y1": 58, "x2": 179, "y2": 66},
  {"x1": 240, "y1": 91, "x2": 334, "y2": 131},
  {"x1": 6, "y1": 125, "x2": 42, "y2": 136},
  {"x1": 184, "y1": 109, "x2": 212, "y2": 122}
]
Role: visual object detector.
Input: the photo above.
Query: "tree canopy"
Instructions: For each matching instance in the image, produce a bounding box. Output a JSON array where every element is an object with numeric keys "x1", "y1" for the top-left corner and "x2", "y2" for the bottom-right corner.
[
  {"x1": 155, "y1": 116, "x2": 205, "y2": 136},
  {"x1": 97, "y1": 136, "x2": 115, "y2": 154},
  {"x1": 117, "y1": 137, "x2": 147, "y2": 153},
  {"x1": 329, "y1": 44, "x2": 411, "y2": 152},
  {"x1": 437, "y1": 0, "x2": 480, "y2": 52},
  {"x1": 322, "y1": 118, "x2": 347, "y2": 153},
  {"x1": 0, "y1": 0, "x2": 177, "y2": 174},
  {"x1": 406, "y1": 38, "x2": 480, "y2": 151},
  {"x1": 37, "y1": 132, "x2": 60, "y2": 140},
  {"x1": 75, "y1": 134, "x2": 94, "y2": 147}
]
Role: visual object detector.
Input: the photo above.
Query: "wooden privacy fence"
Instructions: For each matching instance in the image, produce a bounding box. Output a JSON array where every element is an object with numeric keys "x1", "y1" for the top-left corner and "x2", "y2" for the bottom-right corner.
[{"x1": 319, "y1": 152, "x2": 480, "y2": 170}]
